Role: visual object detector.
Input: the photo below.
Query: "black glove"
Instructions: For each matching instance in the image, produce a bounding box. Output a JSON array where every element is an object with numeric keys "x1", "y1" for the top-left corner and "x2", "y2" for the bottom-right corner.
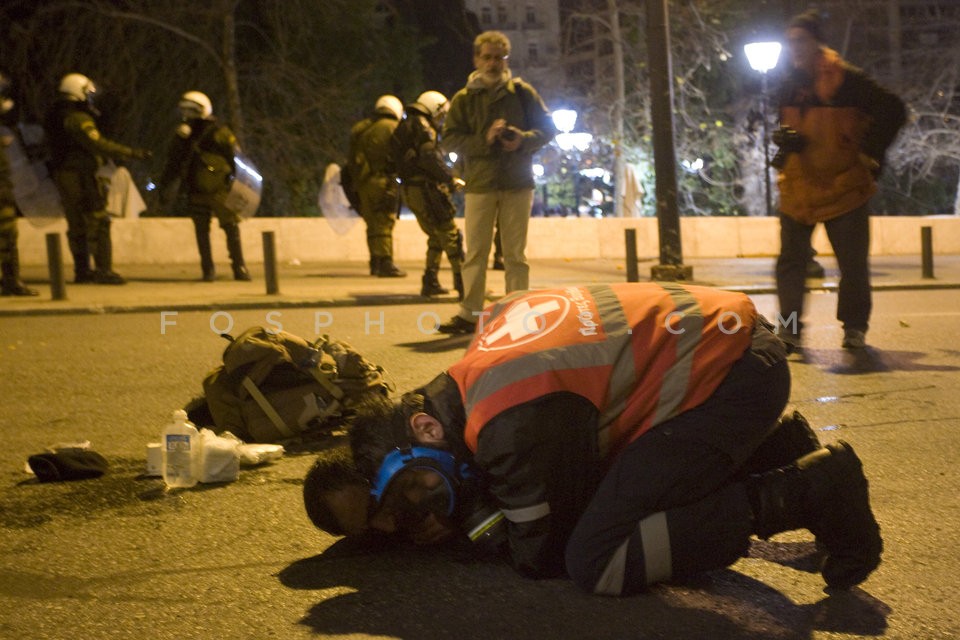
[{"x1": 27, "y1": 450, "x2": 109, "y2": 482}]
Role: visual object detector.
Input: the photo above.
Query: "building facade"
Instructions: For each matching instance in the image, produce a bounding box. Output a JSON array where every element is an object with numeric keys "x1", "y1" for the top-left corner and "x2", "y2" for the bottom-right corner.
[{"x1": 462, "y1": 0, "x2": 564, "y2": 103}]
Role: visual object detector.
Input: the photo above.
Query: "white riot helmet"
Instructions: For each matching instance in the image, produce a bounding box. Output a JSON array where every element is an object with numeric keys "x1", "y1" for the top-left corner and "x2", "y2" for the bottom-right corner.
[
  {"x1": 416, "y1": 91, "x2": 448, "y2": 121},
  {"x1": 374, "y1": 94, "x2": 403, "y2": 119},
  {"x1": 59, "y1": 73, "x2": 96, "y2": 103},
  {"x1": 179, "y1": 91, "x2": 213, "y2": 120}
]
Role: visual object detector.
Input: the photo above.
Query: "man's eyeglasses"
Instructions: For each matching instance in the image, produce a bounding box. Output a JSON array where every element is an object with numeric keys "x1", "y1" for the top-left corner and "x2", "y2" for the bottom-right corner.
[{"x1": 477, "y1": 54, "x2": 508, "y2": 62}]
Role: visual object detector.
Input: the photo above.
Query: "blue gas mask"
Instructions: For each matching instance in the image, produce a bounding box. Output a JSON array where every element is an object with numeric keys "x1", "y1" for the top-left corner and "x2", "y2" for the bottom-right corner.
[
  {"x1": 370, "y1": 446, "x2": 474, "y2": 518},
  {"x1": 369, "y1": 445, "x2": 506, "y2": 551}
]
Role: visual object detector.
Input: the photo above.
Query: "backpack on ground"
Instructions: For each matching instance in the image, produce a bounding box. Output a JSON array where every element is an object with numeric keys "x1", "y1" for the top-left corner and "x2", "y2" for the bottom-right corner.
[{"x1": 196, "y1": 326, "x2": 392, "y2": 443}]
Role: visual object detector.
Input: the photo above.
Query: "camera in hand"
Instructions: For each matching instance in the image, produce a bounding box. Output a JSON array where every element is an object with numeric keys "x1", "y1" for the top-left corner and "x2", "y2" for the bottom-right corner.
[
  {"x1": 771, "y1": 127, "x2": 806, "y2": 170},
  {"x1": 498, "y1": 128, "x2": 518, "y2": 142}
]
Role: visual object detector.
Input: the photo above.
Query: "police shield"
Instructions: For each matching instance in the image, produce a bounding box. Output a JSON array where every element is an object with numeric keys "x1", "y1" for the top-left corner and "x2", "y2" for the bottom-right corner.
[
  {"x1": 222, "y1": 152, "x2": 262, "y2": 219},
  {"x1": 318, "y1": 162, "x2": 360, "y2": 236},
  {"x1": 1, "y1": 124, "x2": 65, "y2": 225}
]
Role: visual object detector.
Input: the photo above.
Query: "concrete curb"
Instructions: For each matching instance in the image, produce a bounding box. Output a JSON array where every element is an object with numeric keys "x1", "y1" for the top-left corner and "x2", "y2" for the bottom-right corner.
[{"x1": 4, "y1": 278, "x2": 959, "y2": 318}]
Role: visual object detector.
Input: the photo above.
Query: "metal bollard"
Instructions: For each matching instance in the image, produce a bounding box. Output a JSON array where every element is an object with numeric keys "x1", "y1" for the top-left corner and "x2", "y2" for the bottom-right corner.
[
  {"x1": 45, "y1": 232, "x2": 66, "y2": 300},
  {"x1": 625, "y1": 228, "x2": 639, "y2": 283},
  {"x1": 921, "y1": 226, "x2": 934, "y2": 279},
  {"x1": 262, "y1": 230, "x2": 279, "y2": 294}
]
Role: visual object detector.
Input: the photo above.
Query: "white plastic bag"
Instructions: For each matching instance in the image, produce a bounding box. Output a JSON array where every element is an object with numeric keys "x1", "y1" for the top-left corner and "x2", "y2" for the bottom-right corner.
[
  {"x1": 237, "y1": 443, "x2": 284, "y2": 467},
  {"x1": 97, "y1": 161, "x2": 147, "y2": 218},
  {"x1": 198, "y1": 429, "x2": 241, "y2": 483}
]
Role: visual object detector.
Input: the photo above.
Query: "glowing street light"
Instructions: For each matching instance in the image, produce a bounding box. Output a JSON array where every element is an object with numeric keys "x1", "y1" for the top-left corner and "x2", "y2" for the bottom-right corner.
[
  {"x1": 552, "y1": 109, "x2": 577, "y2": 133},
  {"x1": 551, "y1": 109, "x2": 593, "y2": 213},
  {"x1": 744, "y1": 42, "x2": 782, "y2": 74},
  {"x1": 744, "y1": 41, "x2": 782, "y2": 217}
]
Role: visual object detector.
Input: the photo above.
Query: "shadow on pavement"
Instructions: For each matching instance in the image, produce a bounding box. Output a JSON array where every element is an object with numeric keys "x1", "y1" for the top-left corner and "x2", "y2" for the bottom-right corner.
[
  {"x1": 397, "y1": 334, "x2": 473, "y2": 354},
  {"x1": 277, "y1": 537, "x2": 890, "y2": 640},
  {"x1": 799, "y1": 347, "x2": 960, "y2": 374}
]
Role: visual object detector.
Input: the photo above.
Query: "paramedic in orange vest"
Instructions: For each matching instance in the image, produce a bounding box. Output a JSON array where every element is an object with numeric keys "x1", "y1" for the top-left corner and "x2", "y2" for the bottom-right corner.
[{"x1": 349, "y1": 283, "x2": 883, "y2": 594}]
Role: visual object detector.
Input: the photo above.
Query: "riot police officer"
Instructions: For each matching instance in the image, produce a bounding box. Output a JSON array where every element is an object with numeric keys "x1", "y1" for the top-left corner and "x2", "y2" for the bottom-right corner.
[
  {"x1": 389, "y1": 91, "x2": 465, "y2": 299},
  {"x1": 159, "y1": 91, "x2": 250, "y2": 281},
  {"x1": 44, "y1": 73, "x2": 151, "y2": 284},
  {"x1": 344, "y1": 95, "x2": 405, "y2": 278},
  {"x1": 0, "y1": 72, "x2": 37, "y2": 296}
]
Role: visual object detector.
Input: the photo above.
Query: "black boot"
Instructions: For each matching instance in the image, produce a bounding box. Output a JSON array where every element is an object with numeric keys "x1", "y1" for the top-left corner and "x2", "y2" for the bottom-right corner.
[
  {"x1": 748, "y1": 441, "x2": 882, "y2": 590},
  {"x1": 223, "y1": 224, "x2": 251, "y2": 281},
  {"x1": 1, "y1": 255, "x2": 38, "y2": 296},
  {"x1": 806, "y1": 259, "x2": 825, "y2": 279},
  {"x1": 369, "y1": 257, "x2": 379, "y2": 276},
  {"x1": 452, "y1": 271, "x2": 464, "y2": 301},
  {"x1": 91, "y1": 219, "x2": 125, "y2": 285},
  {"x1": 376, "y1": 257, "x2": 406, "y2": 278},
  {"x1": 740, "y1": 410, "x2": 821, "y2": 476},
  {"x1": 70, "y1": 242, "x2": 93, "y2": 284},
  {"x1": 420, "y1": 269, "x2": 448, "y2": 297},
  {"x1": 232, "y1": 264, "x2": 251, "y2": 281},
  {"x1": 437, "y1": 315, "x2": 476, "y2": 335},
  {"x1": 806, "y1": 247, "x2": 825, "y2": 279},
  {"x1": 194, "y1": 220, "x2": 215, "y2": 281}
]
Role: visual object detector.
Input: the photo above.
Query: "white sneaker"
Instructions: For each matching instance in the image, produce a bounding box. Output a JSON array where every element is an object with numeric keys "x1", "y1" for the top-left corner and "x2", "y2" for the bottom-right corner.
[{"x1": 842, "y1": 329, "x2": 866, "y2": 349}]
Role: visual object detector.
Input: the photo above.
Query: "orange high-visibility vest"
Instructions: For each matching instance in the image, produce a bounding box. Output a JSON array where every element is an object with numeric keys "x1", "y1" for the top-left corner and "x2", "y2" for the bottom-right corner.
[{"x1": 447, "y1": 283, "x2": 757, "y2": 460}]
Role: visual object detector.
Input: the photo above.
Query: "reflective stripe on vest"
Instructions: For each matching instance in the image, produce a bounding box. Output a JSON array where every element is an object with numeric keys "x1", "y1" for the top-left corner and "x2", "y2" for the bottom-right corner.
[
  {"x1": 448, "y1": 283, "x2": 755, "y2": 457},
  {"x1": 596, "y1": 282, "x2": 702, "y2": 454}
]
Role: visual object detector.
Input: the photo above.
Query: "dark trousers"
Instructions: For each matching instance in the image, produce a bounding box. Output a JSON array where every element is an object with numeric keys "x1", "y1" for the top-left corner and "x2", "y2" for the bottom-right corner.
[
  {"x1": 775, "y1": 204, "x2": 871, "y2": 337},
  {"x1": 52, "y1": 168, "x2": 111, "y2": 275},
  {"x1": 402, "y1": 183, "x2": 463, "y2": 273},
  {"x1": 190, "y1": 208, "x2": 245, "y2": 271},
  {"x1": 564, "y1": 336, "x2": 790, "y2": 595}
]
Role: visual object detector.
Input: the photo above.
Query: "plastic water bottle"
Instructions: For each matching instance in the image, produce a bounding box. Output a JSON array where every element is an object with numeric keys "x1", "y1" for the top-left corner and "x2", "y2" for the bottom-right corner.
[{"x1": 162, "y1": 409, "x2": 199, "y2": 488}]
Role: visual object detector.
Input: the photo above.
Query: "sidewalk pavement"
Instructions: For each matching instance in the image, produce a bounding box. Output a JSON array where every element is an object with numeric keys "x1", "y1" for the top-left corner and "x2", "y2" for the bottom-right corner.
[{"x1": 4, "y1": 254, "x2": 960, "y2": 316}]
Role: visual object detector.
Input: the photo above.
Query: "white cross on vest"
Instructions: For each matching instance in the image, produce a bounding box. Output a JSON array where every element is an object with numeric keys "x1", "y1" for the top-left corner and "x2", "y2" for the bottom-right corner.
[{"x1": 478, "y1": 294, "x2": 571, "y2": 351}]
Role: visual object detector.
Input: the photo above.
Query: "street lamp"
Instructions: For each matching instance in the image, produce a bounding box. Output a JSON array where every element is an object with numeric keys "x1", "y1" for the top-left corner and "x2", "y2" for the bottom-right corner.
[
  {"x1": 744, "y1": 41, "x2": 782, "y2": 217},
  {"x1": 552, "y1": 109, "x2": 593, "y2": 214}
]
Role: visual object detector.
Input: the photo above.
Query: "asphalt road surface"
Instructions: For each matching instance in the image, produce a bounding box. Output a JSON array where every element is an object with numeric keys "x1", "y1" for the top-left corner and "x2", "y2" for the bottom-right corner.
[{"x1": 1, "y1": 289, "x2": 958, "y2": 639}]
